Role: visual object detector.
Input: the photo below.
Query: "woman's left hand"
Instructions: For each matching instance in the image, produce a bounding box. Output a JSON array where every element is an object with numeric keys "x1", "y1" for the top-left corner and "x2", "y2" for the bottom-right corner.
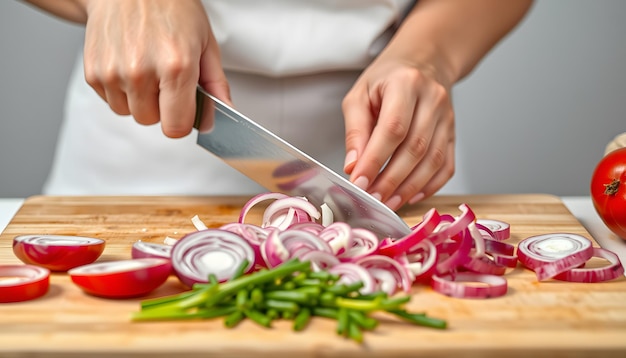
[{"x1": 342, "y1": 56, "x2": 456, "y2": 211}]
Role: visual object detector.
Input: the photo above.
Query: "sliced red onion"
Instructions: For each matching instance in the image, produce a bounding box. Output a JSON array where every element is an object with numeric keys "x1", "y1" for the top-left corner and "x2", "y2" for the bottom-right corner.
[
  {"x1": 483, "y1": 239, "x2": 518, "y2": 268},
  {"x1": 436, "y1": 229, "x2": 473, "y2": 275},
  {"x1": 476, "y1": 219, "x2": 510, "y2": 241},
  {"x1": 467, "y1": 222, "x2": 486, "y2": 258},
  {"x1": 219, "y1": 223, "x2": 269, "y2": 267},
  {"x1": 404, "y1": 239, "x2": 438, "y2": 283},
  {"x1": 431, "y1": 272, "x2": 508, "y2": 299},
  {"x1": 0, "y1": 264, "x2": 50, "y2": 303},
  {"x1": 286, "y1": 221, "x2": 325, "y2": 235},
  {"x1": 378, "y1": 208, "x2": 440, "y2": 258},
  {"x1": 261, "y1": 229, "x2": 332, "y2": 268},
  {"x1": 320, "y1": 203, "x2": 334, "y2": 227},
  {"x1": 429, "y1": 204, "x2": 476, "y2": 246},
  {"x1": 131, "y1": 240, "x2": 172, "y2": 260},
  {"x1": 191, "y1": 215, "x2": 208, "y2": 231},
  {"x1": 356, "y1": 255, "x2": 413, "y2": 293},
  {"x1": 462, "y1": 252, "x2": 507, "y2": 276},
  {"x1": 262, "y1": 197, "x2": 321, "y2": 228},
  {"x1": 319, "y1": 222, "x2": 353, "y2": 255},
  {"x1": 553, "y1": 247, "x2": 625, "y2": 283},
  {"x1": 328, "y1": 262, "x2": 377, "y2": 294},
  {"x1": 299, "y1": 250, "x2": 341, "y2": 271},
  {"x1": 367, "y1": 267, "x2": 399, "y2": 296},
  {"x1": 12, "y1": 234, "x2": 105, "y2": 272},
  {"x1": 517, "y1": 233, "x2": 594, "y2": 281},
  {"x1": 340, "y1": 228, "x2": 380, "y2": 262},
  {"x1": 171, "y1": 229, "x2": 255, "y2": 287},
  {"x1": 239, "y1": 192, "x2": 290, "y2": 224}
]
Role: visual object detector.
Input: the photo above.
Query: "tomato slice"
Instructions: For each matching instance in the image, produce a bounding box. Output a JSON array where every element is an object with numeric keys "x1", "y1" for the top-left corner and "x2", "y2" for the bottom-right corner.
[
  {"x1": 68, "y1": 258, "x2": 171, "y2": 298},
  {"x1": 13, "y1": 235, "x2": 106, "y2": 272},
  {"x1": 0, "y1": 264, "x2": 50, "y2": 303}
]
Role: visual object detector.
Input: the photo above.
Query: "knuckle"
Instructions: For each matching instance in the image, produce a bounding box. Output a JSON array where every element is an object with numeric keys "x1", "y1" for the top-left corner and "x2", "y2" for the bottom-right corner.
[
  {"x1": 428, "y1": 147, "x2": 447, "y2": 170},
  {"x1": 383, "y1": 115, "x2": 409, "y2": 142},
  {"x1": 405, "y1": 136, "x2": 428, "y2": 161},
  {"x1": 161, "y1": 53, "x2": 193, "y2": 80}
]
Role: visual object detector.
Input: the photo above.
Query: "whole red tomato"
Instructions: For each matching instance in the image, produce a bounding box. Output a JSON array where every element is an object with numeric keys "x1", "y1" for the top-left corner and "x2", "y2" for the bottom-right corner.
[{"x1": 590, "y1": 147, "x2": 626, "y2": 239}]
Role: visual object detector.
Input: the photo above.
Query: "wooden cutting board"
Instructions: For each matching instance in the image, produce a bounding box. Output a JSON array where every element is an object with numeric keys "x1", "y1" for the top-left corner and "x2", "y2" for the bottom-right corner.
[{"x1": 1, "y1": 194, "x2": 625, "y2": 358}]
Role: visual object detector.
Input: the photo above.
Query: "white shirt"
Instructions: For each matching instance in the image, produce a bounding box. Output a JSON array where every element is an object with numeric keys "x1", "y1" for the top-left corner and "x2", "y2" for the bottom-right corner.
[{"x1": 42, "y1": 0, "x2": 467, "y2": 196}]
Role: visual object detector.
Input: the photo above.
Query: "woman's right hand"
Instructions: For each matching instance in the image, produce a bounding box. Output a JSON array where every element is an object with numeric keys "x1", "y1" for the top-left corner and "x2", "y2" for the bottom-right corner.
[{"x1": 82, "y1": 0, "x2": 230, "y2": 138}]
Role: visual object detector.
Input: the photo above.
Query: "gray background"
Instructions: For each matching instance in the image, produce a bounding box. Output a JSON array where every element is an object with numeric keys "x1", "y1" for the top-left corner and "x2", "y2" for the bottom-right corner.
[{"x1": 1, "y1": 0, "x2": 624, "y2": 199}]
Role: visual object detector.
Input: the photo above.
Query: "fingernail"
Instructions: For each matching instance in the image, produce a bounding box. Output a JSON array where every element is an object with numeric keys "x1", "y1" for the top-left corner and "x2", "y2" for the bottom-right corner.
[
  {"x1": 385, "y1": 195, "x2": 402, "y2": 210},
  {"x1": 343, "y1": 150, "x2": 357, "y2": 172},
  {"x1": 353, "y1": 176, "x2": 369, "y2": 190},
  {"x1": 408, "y1": 192, "x2": 425, "y2": 204},
  {"x1": 371, "y1": 192, "x2": 382, "y2": 201}
]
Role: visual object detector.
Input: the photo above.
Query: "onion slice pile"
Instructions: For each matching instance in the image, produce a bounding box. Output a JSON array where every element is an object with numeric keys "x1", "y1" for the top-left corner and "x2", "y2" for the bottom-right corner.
[
  {"x1": 167, "y1": 191, "x2": 624, "y2": 300},
  {"x1": 179, "y1": 193, "x2": 514, "y2": 299},
  {"x1": 13, "y1": 235, "x2": 105, "y2": 271},
  {"x1": 0, "y1": 264, "x2": 50, "y2": 303}
]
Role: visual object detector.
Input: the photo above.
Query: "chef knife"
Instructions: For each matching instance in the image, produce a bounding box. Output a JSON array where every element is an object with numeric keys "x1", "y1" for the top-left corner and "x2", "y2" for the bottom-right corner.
[{"x1": 193, "y1": 86, "x2": 411, "y2": 239}]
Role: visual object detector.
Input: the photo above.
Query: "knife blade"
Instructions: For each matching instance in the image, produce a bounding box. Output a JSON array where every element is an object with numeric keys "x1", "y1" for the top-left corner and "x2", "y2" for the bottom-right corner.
[{"x1": 194, "y1": 86, "x2": 411, "y2": 239}]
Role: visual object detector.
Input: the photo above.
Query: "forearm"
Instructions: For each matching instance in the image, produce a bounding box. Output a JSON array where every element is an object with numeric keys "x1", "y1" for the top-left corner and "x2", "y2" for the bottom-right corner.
[
  {"x1": 21, "y1": 0, "x2": 88, "y2": 24},
  {"x1": 382, "y1": 0, "x2": 534, "y2": 86}
]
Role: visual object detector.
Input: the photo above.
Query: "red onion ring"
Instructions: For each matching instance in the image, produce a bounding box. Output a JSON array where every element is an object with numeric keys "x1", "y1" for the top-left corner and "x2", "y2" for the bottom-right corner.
[
  {"x1": 431, "y1": 272, "x2": 508, "y2": 299},
  {"x1": 476, "y1": 219, "x2": 510, "y2": 241},
  {"x1": 462, "y1": 252, "x2": 508, "y2": 276},
  {"x1": 0, "y1": 264, "x2": 50, "y2": 303},
  {"x1": 356, "y1": 255, "x2": 413, "y2": 293},
  {"x1": 239, "y1": 192, "x2": 289, "y2": 224},
  {"x1": 299, "y1": 250, "x2": 341, "y2": 271},
  {"x1": 261, "y1": 229, "x2": 332, "y2": 268},
  {"x1": 131, "y1": 240, "x2": 172, "y2": 260},
  {"x1": 404, "y1": 239, "x2": 438, "y2": 283},
  {"x1": 262, "y1": 197, "x2": 321, "y2": 228},
  {"x1": 328, "y1": 262, "x2": 377, "y2": 294},
  {"x1": 219, "y1": 223, "x2": 269, "y2": 267},
  {"x1": 12, "y1": 234, "x2": 105, "y2": 272},
  {"x1": 378, "y1": 208, "x2": 440, "y2": 257},
  {"x1": 553, "y1": 247, "x2": 625, "y2": 283},
  {"x1": 517, "y1": 233, "x2": 594, "y2": 281},
  {"x1": 341, "y1": 228, "x2": 380, "y2": 261},
  {"x1": 171, "y1": 229, "x2": 256, "y2": 287},
  {"x1": 319, "y1": 222, "x2": 353, "y2": 255}
]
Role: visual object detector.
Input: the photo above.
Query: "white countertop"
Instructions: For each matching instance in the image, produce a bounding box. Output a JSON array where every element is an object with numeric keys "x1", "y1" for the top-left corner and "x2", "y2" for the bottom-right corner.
[{"x1": 1, "y1": 196, "x2": 625, "y2": 269}]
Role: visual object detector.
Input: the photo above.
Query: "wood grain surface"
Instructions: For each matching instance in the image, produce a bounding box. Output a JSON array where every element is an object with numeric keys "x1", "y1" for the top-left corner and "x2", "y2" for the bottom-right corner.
[{"x1": 1, "y1": 194, "x2": 625, "y2": 358}]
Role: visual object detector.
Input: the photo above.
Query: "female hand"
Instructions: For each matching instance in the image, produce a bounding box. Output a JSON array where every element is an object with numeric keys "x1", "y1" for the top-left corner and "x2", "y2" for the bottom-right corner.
[
  {"x1": 82, "y1": 0, "x2": 230, "y2": 138},
  {"x1": 342, "y1": 56, "x2": 456, "y2": 211}
]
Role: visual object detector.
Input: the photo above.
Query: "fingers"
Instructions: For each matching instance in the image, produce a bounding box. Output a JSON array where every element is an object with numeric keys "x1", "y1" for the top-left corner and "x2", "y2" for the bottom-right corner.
[
  {"x1": 81, "y1": 0, "x2": 222, "y2": 138},
  {"x1": 369, "y1": 84, "x2": 454, "y2": 209},
  {"x1": 384, "y1": 113, "x2": 455, "y2": 210},
  {"x1": 158, "y1": 64, "x2": 198, "y2": 138},
  {"x1": 343, "y1": 64, "x2": 456, "y2": 211},
  {"x1": 342, "y1": 84, "x2": 376, "y2": 176}
]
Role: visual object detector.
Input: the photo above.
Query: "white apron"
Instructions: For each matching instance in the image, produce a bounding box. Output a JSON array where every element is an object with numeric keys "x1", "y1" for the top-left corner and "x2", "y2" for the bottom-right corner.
[{"x1": 43, "y1": 0, "x2": 468, "y2": 196}]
